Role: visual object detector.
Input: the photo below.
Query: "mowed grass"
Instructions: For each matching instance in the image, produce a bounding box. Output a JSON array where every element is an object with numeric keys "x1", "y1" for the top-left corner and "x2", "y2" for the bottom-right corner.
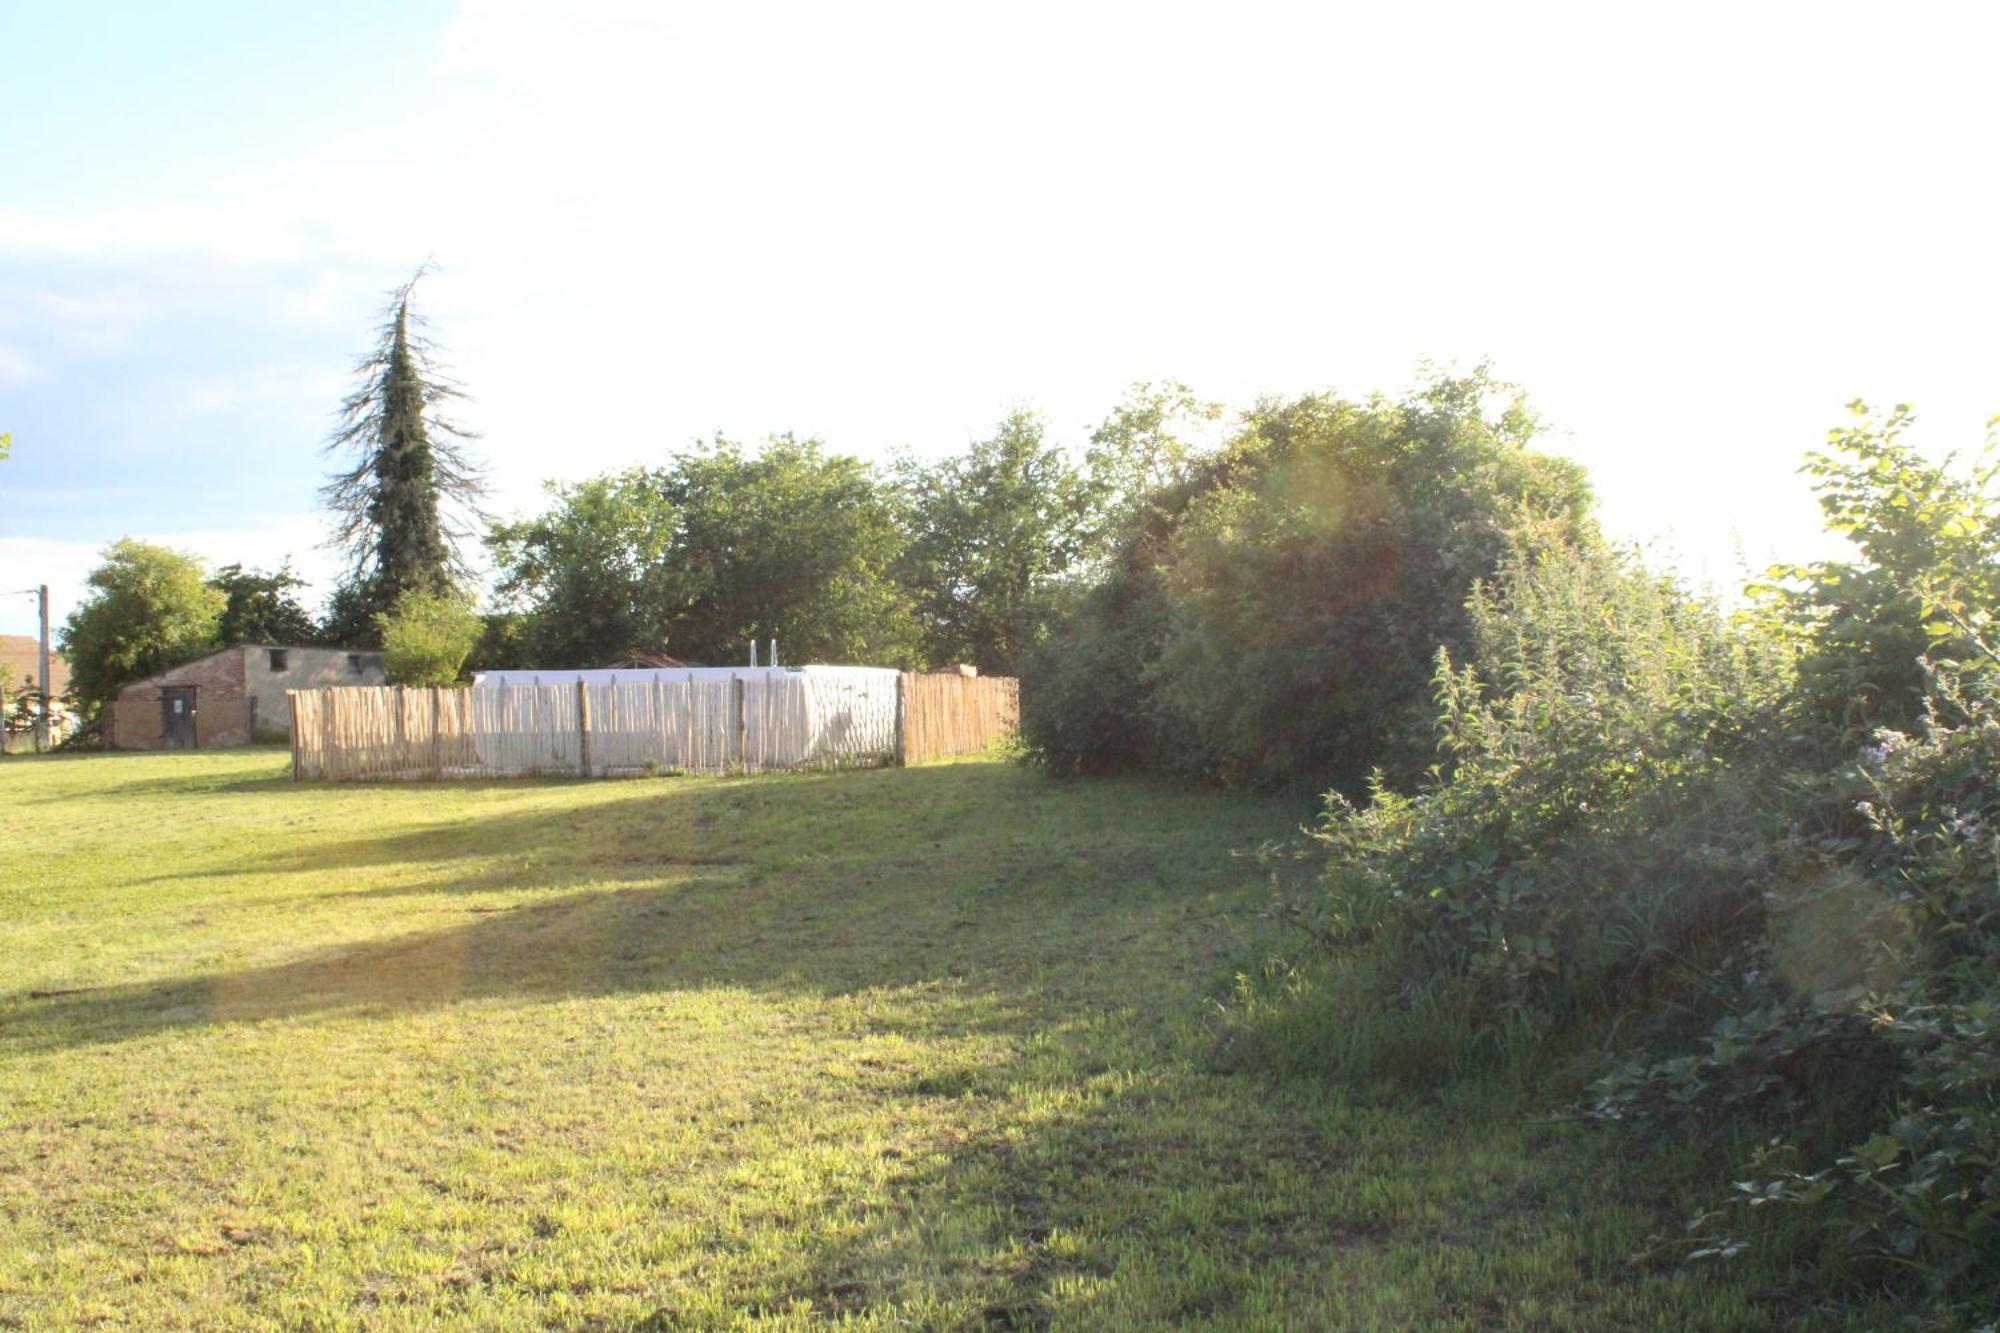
[{"x1": 0, "y1": 752, "x2": 1787, "y2": 1330}]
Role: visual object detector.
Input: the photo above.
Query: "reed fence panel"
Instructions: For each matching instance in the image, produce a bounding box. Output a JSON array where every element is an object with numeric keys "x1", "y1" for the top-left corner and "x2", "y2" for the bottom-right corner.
[{"x1": 898, "y1": 672, "x2": 1020, "y2": 764}]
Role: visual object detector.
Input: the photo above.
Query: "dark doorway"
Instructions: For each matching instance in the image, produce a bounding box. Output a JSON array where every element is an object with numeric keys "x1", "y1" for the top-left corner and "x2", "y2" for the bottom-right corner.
[{"x1": 160, "y1": 687, "x2": 196, "y2": 749}]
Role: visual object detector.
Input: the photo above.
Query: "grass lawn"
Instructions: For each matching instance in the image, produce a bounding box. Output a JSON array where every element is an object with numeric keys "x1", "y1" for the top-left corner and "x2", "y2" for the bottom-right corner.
[{"x1": 0, "y1": 751, "x2": 1798, "y2": 1329}]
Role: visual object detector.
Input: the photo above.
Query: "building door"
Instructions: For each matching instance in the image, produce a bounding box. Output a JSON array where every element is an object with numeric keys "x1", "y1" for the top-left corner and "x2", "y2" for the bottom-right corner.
[{"x1": 160, "y1": 687, "x2": 196, "y2": 749}]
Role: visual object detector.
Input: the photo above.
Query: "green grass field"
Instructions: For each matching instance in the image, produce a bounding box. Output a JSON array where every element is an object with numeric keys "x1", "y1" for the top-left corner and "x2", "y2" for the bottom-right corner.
[{"x1": 0, "y1": 752, "x2": 1795, "y2": 1330}]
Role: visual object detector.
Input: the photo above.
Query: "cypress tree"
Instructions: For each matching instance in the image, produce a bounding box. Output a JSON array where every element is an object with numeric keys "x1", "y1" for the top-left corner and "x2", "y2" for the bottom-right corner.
[{"x1": 321, "y1": 270, "x2": 483, "y2": 645}]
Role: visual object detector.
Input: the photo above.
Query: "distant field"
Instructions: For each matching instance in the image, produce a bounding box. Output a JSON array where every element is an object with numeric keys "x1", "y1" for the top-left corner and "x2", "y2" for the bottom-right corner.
[{"x1": 0, "y1": 752, "x2": 1787, "y2": 1329}]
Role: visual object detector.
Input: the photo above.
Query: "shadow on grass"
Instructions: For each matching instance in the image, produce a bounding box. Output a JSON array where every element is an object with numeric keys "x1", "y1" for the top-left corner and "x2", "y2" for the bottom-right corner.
[
  {"x1": 636, "y1": 1010, "x2": 1367, "y2": 1329},
  {"x1": 2, "y1": 764, "x2": 1293, "y2": 1056},
  {"x1": 125, "y1": 781, "x2": 689, "y2": 888},
  {"x1": 125, "y1": 763, "x2": 1012, "y2": 888},
  {"x1": 3, "y1": 752, "x2": 301, "y2": 803},
  {"x1": 0, "y1": 763, "x2": 1759, "y2": 1328}
]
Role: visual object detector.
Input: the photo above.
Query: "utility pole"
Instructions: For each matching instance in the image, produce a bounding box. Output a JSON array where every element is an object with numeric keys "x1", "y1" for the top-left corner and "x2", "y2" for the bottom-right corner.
[
  {"x1": 36, "y1": 584, "x2": 49, "y2": 753},
  {"x1": 7, "y1": 584, "x2": 52, "y2": 753}
]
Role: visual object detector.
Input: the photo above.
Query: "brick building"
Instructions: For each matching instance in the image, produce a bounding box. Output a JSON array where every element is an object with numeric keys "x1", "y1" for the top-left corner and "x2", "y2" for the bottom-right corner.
[{"x1": 107, "y1": 644, "x2": 386, "y2": 750}]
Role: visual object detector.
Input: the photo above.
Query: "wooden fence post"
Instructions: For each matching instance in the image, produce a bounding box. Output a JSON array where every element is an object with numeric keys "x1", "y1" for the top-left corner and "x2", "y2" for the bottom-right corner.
[
  {"x1": 732, "y1": 674, "x2": 747, "y2": 773},
  {"x1": 288, "y1": 690, "x2": 301, "y2": 781},
  {"x1": 687, "y1": 682, "x2": 699, "y2": 772},
  {"x1": 321, "y1": 689, "x2": 339, "y2": 780},
  {"x1": 393, "y1": 684, "x2": 406, "y2": 774},
  {"x1": 895, "y1": 671, "x2": 910, "y2": 767},
  {"x1": 430, "y1": 688, "x2": 444, "y2": 780},
  {"x1": 577, "y1": 678, "x2": 593, "y2": 777},
  {"x1": 652, "y1": 678, "x2": 666, "y2": 770}
]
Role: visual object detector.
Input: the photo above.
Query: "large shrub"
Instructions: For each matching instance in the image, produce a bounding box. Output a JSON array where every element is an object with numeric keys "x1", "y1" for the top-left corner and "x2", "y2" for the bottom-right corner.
[
  {"x1": 1237, "y1": 531, "x2": 1784, "y2": 1075},
  {"x1": 377, "y1": 588, "x2": 482, "y2": 687},
  {"x1": 1023, "y1": 372, "x2": 1595, "y2": 790},
  {"x1": 1236, "y1": 404, "x2": 2000, "y2": 1313},
  {"x1": 1589, "y1": 697, "x2": 2000, "y2": 1307}
]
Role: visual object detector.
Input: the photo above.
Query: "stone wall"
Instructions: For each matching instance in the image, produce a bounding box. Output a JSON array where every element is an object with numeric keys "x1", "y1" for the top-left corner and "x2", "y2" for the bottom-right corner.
[
  {"x1": 108, "y1": 645, "x2": 387, "y2": 749},
  {"x1": 242, "y1": 645, "x2": 385, "y2": 739}
]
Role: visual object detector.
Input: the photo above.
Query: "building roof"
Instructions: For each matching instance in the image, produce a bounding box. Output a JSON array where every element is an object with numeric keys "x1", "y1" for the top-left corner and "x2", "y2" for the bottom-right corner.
[
  {"x1": 600, "y1": 651, "x2": 693, "y2": 669},
  {"x1": 0, "y1": 635, "x2": 69, "y2": 697},
  {"x1": 114, "y1": 642, "x2": 378, "y2": 694}
]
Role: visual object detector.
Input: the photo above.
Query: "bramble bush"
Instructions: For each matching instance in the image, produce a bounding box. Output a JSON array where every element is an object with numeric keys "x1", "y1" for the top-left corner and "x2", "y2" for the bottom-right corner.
[{"x1": 1233, "y1": 404, "x2": 2000, "y2": 1316}]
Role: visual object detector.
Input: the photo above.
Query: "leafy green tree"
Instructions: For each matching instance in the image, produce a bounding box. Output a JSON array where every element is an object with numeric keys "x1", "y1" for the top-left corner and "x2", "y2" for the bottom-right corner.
[
  {"x1": 493, "y1": 436, "x2": 921, "y2": 667},
  {"x1": 60, "y1": 539, "x2": 225, "y2": 710},
  {"x1": 210, "y1": 561, "x2": 320, "y2": 646},
  {"x1": 1023, "y1": 371, "x2": 1596, "y2": 788},
  {"x1": 1084, "y1": 381, "x2": 1222, "y2": 539},
  {"x1": 658, "y1": 436, "x2": 921, "y2": 665},
  {"x1": 464, "y1": 611, "x2": 531, "y2": 674},
  {"x1": 896, "y1": 411, "x2": 1098, "y2": 675},
  {"x1": 322, "y1": 270, "x2": 483, "y2": 645},
  {"x1": 487, "y1": 470, "x2": 681, "y2": 667},
  {"x1": 377, "y1": 588, "x2": 482, "y2": 686}
]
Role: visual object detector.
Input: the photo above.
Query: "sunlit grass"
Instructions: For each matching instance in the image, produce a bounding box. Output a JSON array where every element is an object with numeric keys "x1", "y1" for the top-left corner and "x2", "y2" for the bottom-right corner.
[{"x1": 0, "y1": 751, "x2": 1801, "y2": 1328}]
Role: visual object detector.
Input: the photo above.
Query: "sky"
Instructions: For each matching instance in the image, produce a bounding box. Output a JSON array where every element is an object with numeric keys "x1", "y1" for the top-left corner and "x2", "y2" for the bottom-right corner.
[{"x1": 3, "y1": 0, "x2": 1998, "y2": 640}]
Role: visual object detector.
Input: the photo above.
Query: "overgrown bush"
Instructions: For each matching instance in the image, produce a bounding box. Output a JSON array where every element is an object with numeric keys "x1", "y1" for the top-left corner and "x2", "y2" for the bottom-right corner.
[
  {"x1": 1023, "y1": 371, "x2": 1595, "y2": 790},
  {"x1": 1759, "y1": 403, "x2": 2000, "y2": 743},
  {"x1": 1234, "y1": 404, "x2": 2000, "y2": 1314},
  {"x1": 377, "y1": 588, "x2": 482, "y2": 686},
  {"x1": 1297, "y1": 531, "x2": 1783, "y2": 1025}
]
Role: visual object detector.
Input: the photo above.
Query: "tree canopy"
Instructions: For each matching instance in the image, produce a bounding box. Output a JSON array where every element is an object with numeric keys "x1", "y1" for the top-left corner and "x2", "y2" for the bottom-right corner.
[
  {"x1": 1082, "y1": 381, "x2": 1222, "y2": 539},
  {"x1": 895, "y1": 411, "x2": 1099, "y2": 676},
  {"x1": 211, "y1": 562, "x2": 320, "y2": 646},
  {"x1": 491, "y1": 436, "x2": 922, "y2": 668},
  {"x1": 488, "y1": 470, "x2": 682, "y2": 668},
  {"x1": 60, "y1": 540, "x2": 225, "y2": 710}
]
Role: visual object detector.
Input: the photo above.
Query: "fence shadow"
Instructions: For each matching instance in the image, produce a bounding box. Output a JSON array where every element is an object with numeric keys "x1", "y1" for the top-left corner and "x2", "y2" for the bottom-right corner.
[{"x1": 4, "y1": 752, "x2": 300, "y2": 805}]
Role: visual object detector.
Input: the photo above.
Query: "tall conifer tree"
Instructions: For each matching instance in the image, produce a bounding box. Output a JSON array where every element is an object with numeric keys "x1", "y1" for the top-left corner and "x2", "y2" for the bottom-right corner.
[{"x1": 321, "y1": 270, "x2": 483, "y2": 645}]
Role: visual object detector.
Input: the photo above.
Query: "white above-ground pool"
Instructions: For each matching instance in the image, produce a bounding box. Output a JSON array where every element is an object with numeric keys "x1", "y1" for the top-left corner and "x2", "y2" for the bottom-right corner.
[{"x1": 467, "y1": 665, "x2": 901, "y2": 772}]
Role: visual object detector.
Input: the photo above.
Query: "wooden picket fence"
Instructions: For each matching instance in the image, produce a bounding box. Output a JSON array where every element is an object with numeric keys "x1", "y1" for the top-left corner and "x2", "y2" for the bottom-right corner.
[{"x1": 290, "y1": 672, "x2": 1018, "y2": 781}]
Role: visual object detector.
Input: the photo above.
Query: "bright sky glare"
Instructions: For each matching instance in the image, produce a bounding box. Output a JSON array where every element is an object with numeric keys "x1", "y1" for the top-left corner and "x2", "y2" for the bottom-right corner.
[{"x1": 3, "y1": 0, "x2": 1997, "y2": 638}]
